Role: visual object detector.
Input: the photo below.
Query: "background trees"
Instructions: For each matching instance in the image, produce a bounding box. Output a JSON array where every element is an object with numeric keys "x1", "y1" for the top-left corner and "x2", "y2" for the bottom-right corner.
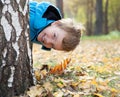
[
  {"x1": 56, "y1": 0, "x2": 64, "y2": 17},
  {"x1": 94, "y1": 0, "x2": 103, "y2": 35},
  {"x1": 103, "y1": 0, "x2": 109, "y2": 35},
  {"x1": 86, "y1": 0, "x2": 94, "y2": 35},
  {"x1": 0, "y1": 0, "x2": 34, "y2": 97},
  {"x1": 38, "y1": 0, "x2": 120, "y2": 35},
  {"x1": 64, "y1": 0, "x2": 120, "y2": 35}
]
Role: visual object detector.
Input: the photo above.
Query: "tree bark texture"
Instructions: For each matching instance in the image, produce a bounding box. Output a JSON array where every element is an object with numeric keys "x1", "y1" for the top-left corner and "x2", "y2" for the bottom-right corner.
[
  {"x1": 0, "y1": 0, "x2": 34, "y2": 97},
  {"x1": 94, "y1": 0, "x2": 103, "y2": 35}
]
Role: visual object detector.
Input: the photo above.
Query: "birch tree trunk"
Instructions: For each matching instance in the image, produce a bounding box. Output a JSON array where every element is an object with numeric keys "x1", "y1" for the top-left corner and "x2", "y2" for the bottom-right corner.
[{"x1": 0, "y1": 0, "x2": 34, "y2": 97}]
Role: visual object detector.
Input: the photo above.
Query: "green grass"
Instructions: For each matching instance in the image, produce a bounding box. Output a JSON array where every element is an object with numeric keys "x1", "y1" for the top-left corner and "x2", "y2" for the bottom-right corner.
[{"x1": 82, "y1": 31, "x2": 120, "y2": 40}]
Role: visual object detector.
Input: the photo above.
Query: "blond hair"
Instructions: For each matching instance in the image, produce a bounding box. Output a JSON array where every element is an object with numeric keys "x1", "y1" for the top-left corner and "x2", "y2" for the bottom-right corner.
[{"x1": 56, "y1": 18, "x2": 84, "y2": 51}]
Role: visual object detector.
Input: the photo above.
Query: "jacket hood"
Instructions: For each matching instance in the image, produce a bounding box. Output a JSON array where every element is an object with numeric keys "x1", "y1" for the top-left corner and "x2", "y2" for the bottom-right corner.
[{"x1": 30, "y1": 1, "x2": 62, "y2": 41}]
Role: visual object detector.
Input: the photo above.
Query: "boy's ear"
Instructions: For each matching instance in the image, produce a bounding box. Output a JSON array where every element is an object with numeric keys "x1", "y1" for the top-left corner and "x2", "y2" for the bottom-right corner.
[{"x1": 51, "y1": 20, "x2": 60, "y2": 25}]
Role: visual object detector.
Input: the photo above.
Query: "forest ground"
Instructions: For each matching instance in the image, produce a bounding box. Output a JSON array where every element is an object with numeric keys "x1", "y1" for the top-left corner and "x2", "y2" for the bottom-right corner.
[{"x1": 27, "y1": 38, "x2": 120, "y2": 97}]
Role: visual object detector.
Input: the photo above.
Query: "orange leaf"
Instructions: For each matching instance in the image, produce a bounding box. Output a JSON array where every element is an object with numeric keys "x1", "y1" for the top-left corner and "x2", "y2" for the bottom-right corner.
[{"x1": 49, "y1": 58, "x2": 71, "y2": 74}]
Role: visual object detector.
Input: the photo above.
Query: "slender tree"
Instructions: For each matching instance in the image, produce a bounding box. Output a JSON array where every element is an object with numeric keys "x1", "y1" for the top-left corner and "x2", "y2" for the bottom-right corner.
[
  {"x1": 56, "y1": 0, "x2": 64, "y2": 17},
  {"x1": 86, "y1": 0, "x2": 94, "y2": 36},
  {"x1": 94, "y1": 0, "x2": 103, "y2": 35},
  {"x1": 104, "y1": 0, "x2": 109, "y2": 34},
  {"x1": 109, "y1": 0, "x2": 120, "y2": 31},
  {"x1": 0, "y1": 0, "x2": 34, "y2": 97}
]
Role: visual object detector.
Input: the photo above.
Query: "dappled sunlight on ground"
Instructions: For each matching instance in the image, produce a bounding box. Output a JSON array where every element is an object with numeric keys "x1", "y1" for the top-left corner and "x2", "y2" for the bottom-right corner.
[
  {"x1": 31, "y1": 40, "x2": 120, "y2": 97},
  {"x1": 33, "y1": 40, "x2": 120, "y2": 68}
]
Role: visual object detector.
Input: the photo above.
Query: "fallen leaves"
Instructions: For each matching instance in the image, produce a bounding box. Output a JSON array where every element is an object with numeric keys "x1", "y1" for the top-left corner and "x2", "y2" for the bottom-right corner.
[
  {"x1": 27, "y1": 83, "x2": 54, "y2": 97},
  {"x1": 30, "y1": 40, "x2": 120, "y2": 97},
  {"x1": 34, "y1": 69, "x2": 48, "y2": 81},
  {"x1": 93, "y1": 93, "x2": 104, "y2": 97},
  {"x1": 27, "y1": 85, "x2": 44, "y2": 97},
  {"x1": 34, "y1": 58, "x2": 71, "y2": 82}
]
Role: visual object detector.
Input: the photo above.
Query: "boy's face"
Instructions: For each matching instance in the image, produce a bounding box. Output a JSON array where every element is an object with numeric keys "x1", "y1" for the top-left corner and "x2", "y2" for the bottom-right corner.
[{"x1": 37, "y1": 21, "x2": 66, "y2": 51}]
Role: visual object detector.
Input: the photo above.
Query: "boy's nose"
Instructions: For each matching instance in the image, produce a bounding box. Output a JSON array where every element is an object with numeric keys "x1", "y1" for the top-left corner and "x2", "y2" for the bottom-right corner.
[{"x1": 44, "y1": 36, "x2": 52, "y2": 44}]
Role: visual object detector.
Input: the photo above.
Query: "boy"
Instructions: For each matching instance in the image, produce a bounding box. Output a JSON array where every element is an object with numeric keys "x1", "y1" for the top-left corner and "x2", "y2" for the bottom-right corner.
[{"x1": 30, "y1": 1, "x2": 82, "y2": 51}]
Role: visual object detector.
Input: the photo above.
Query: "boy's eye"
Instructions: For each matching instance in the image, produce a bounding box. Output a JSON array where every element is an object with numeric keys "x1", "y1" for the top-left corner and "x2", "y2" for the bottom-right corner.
[
  {"x1": 54, "y1": 33, "x2": 56, "y2": 38},
  {"x1": 53, "y1": 33, "x2": 56, "y2": 40}
]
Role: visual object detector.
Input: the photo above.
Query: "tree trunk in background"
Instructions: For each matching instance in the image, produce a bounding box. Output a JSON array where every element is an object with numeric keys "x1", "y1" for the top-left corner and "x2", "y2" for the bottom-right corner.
[
  {"x1": 110, "y1": 1, "x2": 120, "y2": 31},
  {"x1": 0, "y1": 0, "x2": 34, "y2": 97},
  {"x1": 94, "y1": 0, "x2": 103, "y2": 35},
  {"x1": 115, "y1": 8, "x2": 120, "y2": 31},
  {"x1": 104, "y1": 0, "x2": 109, "y2": 34},
  {"x1": 56, "y1": 0, "x2": 64, "y2": 17},
  {"x1": 86, "y1": 0, "x2": 94, "y2": 36}
]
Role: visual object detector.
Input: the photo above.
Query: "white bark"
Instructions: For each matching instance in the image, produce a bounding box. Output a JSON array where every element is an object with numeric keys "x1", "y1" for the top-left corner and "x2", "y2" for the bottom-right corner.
[{"x1": 0, "y1": 0, "x2": 34, "y2": 96}]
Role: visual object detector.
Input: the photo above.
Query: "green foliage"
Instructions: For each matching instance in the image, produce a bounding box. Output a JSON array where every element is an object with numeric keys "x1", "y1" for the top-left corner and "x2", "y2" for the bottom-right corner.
[
  {"x1": 64, "y1": 0, "x2": 120, "y2": 35},
  {"x1": 34, "y1": 0, "x2": 120, "y2": 34},
  {"x1": 76, "y1": 8, "x2": 86, "y2": 23},
  {"x1": 82, "y1": 31, "x2": 120, "y2": 40}
]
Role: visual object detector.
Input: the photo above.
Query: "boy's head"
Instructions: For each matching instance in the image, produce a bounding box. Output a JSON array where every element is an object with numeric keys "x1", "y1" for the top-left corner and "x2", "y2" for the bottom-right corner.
[{"x1": 37, "y1": 18, "x2": 83, "y2": 52}]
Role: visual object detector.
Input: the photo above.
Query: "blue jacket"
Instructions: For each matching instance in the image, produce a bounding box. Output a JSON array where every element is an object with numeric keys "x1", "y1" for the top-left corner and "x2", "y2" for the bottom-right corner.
[{"x1": 30, "y1": 1, "x2": 62, "y2": 50}]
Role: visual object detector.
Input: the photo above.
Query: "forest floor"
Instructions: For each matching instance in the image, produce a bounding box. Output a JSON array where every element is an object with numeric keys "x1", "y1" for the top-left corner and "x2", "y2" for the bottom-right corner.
[{"x1": 27, "y1": 39, "x2": 120, "y2": 97}]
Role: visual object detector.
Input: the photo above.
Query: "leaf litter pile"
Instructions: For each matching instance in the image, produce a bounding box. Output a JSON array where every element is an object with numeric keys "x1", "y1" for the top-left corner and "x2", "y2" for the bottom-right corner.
[{"x1": 28, "y1": 40, "x2": 120, "y2": 97}]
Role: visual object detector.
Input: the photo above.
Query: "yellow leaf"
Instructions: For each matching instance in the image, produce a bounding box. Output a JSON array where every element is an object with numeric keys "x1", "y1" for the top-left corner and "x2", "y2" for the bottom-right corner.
[
  {"x1": 43, "y1": 82, "x2": 53, "y2": 91},
  {"x1": 53, "y1": 90, "x2": 64, "y2": 97},
  {"x1": 91, "y1": 78, "x2": 98, "y2": 86},
  {"x1": 80, "y1": 79, "x2": 86, "y2": 83},
  {"x1": 57, "y1": 83, "x2": 64, "y2": 88},
  {"x1": 75, "y1": 66, "x2": 81, "y2": 71},
  {"x1": 102, "y1": 57, "x2": 109, "y2": 63},
  {"x1": 34, "y1": 69, "x2": 47, "y2": 81},
  {"x1": 113, "y1": 57, "x2": 120, "y2": 62},
  {"x1": 34, "y1": 70, "x2": 41, "y2": 81},
  {"x1": 93, "y1": 93, "x2": 104, "y2": 97},
  {"x1": 71, "y1": 81, "x2": 80, "y2": 87},
  {"x1": 73, "y1": 94, "x2": 80, "y2": 97},
  {"x1": 111, "y1": 88, "x2": 118, "y2": 93}
]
